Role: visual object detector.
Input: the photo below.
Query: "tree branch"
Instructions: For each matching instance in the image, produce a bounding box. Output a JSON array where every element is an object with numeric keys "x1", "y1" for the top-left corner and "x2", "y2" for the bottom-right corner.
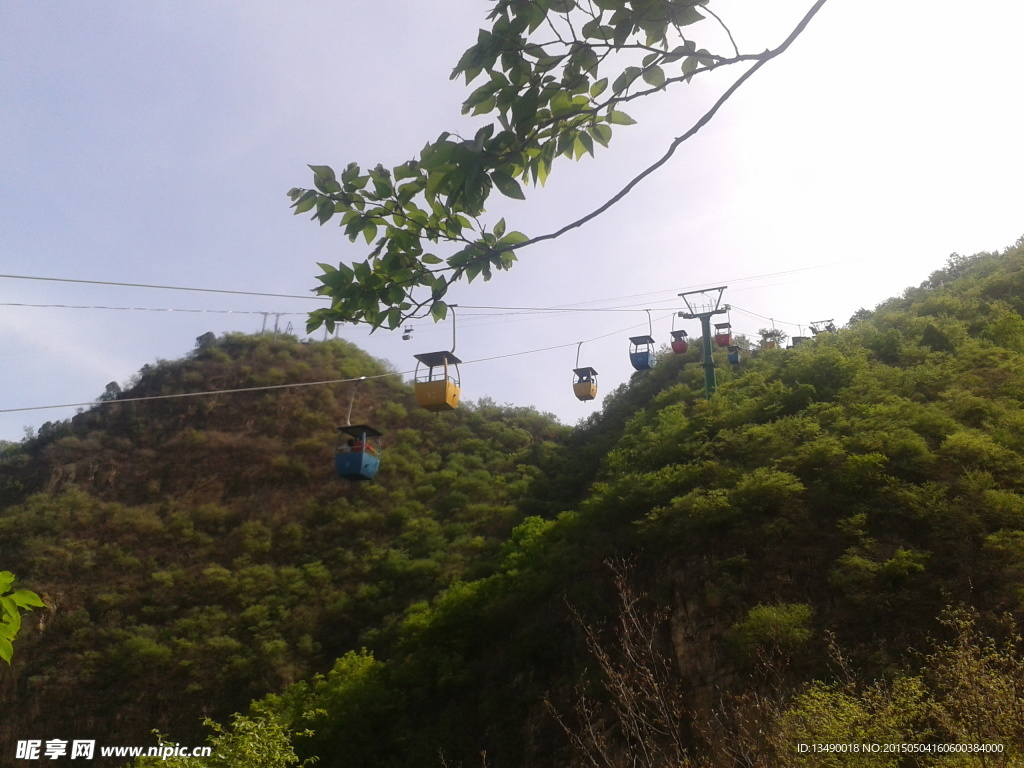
[
  {"x1": 702, "y1": 5, "x2": 741, "y2": 59},
  {"x1": 514, "y1": 0, "x2": 830, "y2": 250}
]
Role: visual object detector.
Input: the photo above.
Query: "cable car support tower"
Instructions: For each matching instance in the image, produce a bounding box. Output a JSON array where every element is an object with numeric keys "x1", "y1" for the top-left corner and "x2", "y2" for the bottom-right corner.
[{"x1": 678, "y1": 286, "x2": 729, "y2": 400}]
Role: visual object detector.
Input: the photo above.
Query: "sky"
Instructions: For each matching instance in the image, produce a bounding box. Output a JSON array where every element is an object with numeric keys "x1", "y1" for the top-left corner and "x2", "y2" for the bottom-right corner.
[{"x1": 2, "y1": 0, "x2": 1022, "y2": 443}]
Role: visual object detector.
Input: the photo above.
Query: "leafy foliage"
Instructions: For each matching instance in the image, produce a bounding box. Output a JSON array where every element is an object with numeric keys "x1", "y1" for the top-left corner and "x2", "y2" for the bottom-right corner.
[
  {"x1": 289, "y1": 0, "x2": 828, "y2": 330},
  {"x1": 0, "y1": 569, "x2": 44, "y2": 663},
  {"x1": 135, "y1": 712, "x2": 315, "y2": 768}
]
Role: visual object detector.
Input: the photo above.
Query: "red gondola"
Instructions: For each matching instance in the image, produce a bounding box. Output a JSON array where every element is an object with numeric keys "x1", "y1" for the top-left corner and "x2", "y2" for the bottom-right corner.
[
  {"x1": 670, "y1": 312, "x2": 690, "y2": 355},
  {"x1": 714, "y1": 322, "x2": 732, "y2": 348}
]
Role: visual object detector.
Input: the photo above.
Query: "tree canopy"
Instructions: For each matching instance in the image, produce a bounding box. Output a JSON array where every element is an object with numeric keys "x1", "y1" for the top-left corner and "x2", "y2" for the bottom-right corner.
[{"x1": 290, "y1": 0, "x2": 828, "y2": 332}]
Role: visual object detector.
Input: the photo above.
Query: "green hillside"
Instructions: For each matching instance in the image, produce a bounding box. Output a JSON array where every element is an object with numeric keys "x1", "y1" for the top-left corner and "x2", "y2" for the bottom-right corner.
[
  {"x1": 0, "y1": 334, "x2": 571, "y2": 762},
  {"x1": 5, "y1": 238, "x2": 1024, "y2": 767},
  {"x1": 261, "y1": 238, "x2": 1024, "y2": 767}
]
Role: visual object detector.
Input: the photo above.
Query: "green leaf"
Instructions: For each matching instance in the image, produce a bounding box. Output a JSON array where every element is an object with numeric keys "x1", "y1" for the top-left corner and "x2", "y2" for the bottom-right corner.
[
  {"x1": 613, "y1": 66, "x2": 641, "y2": 94},
  {"x1": 511, "y1": 89, "x2": 541, "y2": 127},
  {"x1": 397, "y1": 179, "x2": 425, "y2": 203},
  {"x1": 577, "y1": 45, "x2": 599, "y2": 76},
  {"x1": 2, "y1": 609, "x2": 19, "y2": 636},
  {"x1": 493, "y1": 218, "x2": 506, "y2": 239},
  {"x1": 0, "y1": 572, "x2": 13, "y2": 594},
  {"x1": 10, "y1": 591, "x2": 44, "y2": 609},
  {"x1": 341, "y1": 162, "x2": 361, "y2": 183},
  {"x1": 472, "y1": 96, "x2": 497, "y2": 116},
  {"x1": 581, "y1": 18, "x2": 603, "y2": 40},
  {"x1": 430, "y1": 274, "x2": 449, "y2": 299},
  {"x1": 664, "y1": 42, "x2": 695, "y2": 64},
  {"x1": 491, "y1": 171, "x2": 526, "y2": 200},
  {"x1": 431, "y1": 300, "x2": 449, "y2": 321},
  {"x1": 574, "y1": 132, "x2": 595, "y2": 159},
  {"x1": 315, "y1": 177, "x2": 342, "y2": 195},
  {"x1": 612, "y1": 19, "x2": 633, "y2": 49},
  {"x1": 534, "y1": 54, "x2": 565, "y2": 74},
  {"x1": 590, "y1": 123, "x2": 613, "y2": 148},
  {"x1": 393, "y1": 161, "x2": 418, "y2": 181},
  {"x1": 556, "y1": 130, "x2": 575, "y2": 159},
  {"x1": 590, "y1": 77, "x2": 609, "y2": 99},
  {"x1": 608, "y1": 110, "x2": 637, "y2": 125},
  {"x1": 0, "y1": 636, "x2": 12, "y2": 664},
  {"x1": 291, "y1": 190, "x2": 318, "y2": 215},
  {"x1": 550, "y1": 89, "x2": 574, "y2": 117},
  {"x1": 523, "y1": 2, "x2": 546, "y2": 32},
  {"x1": 316, "y1": 198, "x2": 335, "y2": 225},
  {"x1": 672, "y1": 5, "x2": 705, "y2": 26},
  {"x1": 421, "y1": 140, "x2": 458, "y2": 171},
  {"x1": 344, "y1": 215, "x2": 366, "y2": 240},
  {"x1": 308, "y1": 165, "x2": 336, "y2": 183},
  {"x1": 522, "y1": 43, "x2": 547, "y2": 59},
  {"x1": 425, "y1": 170, "x2": 449, "y2": 198},
  {"x1": 497, "y1": 231, "x2": 529, "y2": 246},
  {"x1": 642, "y1": 65, "x2": 666, "y2": 88}
]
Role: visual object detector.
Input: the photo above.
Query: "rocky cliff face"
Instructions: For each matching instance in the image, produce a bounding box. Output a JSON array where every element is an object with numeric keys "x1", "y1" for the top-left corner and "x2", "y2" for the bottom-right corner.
[{"x1": 670, "y1": 559, "x2": 736, "y2": 715}]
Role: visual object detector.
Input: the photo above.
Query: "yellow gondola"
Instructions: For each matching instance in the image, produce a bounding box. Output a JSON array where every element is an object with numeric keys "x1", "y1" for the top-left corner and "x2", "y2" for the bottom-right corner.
[
  {"x1": 413, "y1": 351, "x2": 461, "y2": 411},
  {"x1": 573, "y1": 367, "x2": 598, "y2": 401}
]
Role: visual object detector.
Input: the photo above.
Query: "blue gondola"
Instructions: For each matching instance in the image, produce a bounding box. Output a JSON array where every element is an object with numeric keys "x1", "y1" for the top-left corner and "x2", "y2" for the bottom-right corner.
[
  {"x1": 335, "y1": 424, "x2": 383, "y2": 481},
  {"x1": 629, "y1": 335, "x2": 656, "y2": 371}
]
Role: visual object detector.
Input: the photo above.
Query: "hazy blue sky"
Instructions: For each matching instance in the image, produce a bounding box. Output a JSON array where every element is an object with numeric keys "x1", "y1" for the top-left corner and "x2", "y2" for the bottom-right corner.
[{"x1": 2, "y1": 1, "x2": 1022, "y2": 442}]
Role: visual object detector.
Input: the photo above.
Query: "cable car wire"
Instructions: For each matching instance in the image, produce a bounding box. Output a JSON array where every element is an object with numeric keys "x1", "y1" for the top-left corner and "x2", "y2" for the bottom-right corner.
[
  {"x1": 0, "y1": 273, "x2": 326, "y2": 301},
  {"x1": 0, "y1": 372, "x2": 405, "y2": 415},
  {"x1": 729, "y1": 304, "x2": 810, "y2": 329},
  {"x1": 0, "y1": 302, "x2": 307, "y2": 316},
  {"x1": 0, "y1": 311, "x2": 674, "y2": 416},
  {"x1": 1, "y1": 259, "x2": 862, "y2": 419},
  {"x1": 1, "y1": 255, "x2": 877, "y2": 318}
]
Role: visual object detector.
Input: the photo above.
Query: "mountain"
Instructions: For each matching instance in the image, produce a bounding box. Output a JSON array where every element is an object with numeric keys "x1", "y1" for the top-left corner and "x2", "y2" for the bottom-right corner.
[
  {"x1": 0, "y1": 333, "x2": 571, "y2": 764},
  {"x1": 5, "y1": 237, "x2": 1024, "y2": 767},
  {"x1": 259, "y1": 238, "x2": 1024, "y2": 767}
]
